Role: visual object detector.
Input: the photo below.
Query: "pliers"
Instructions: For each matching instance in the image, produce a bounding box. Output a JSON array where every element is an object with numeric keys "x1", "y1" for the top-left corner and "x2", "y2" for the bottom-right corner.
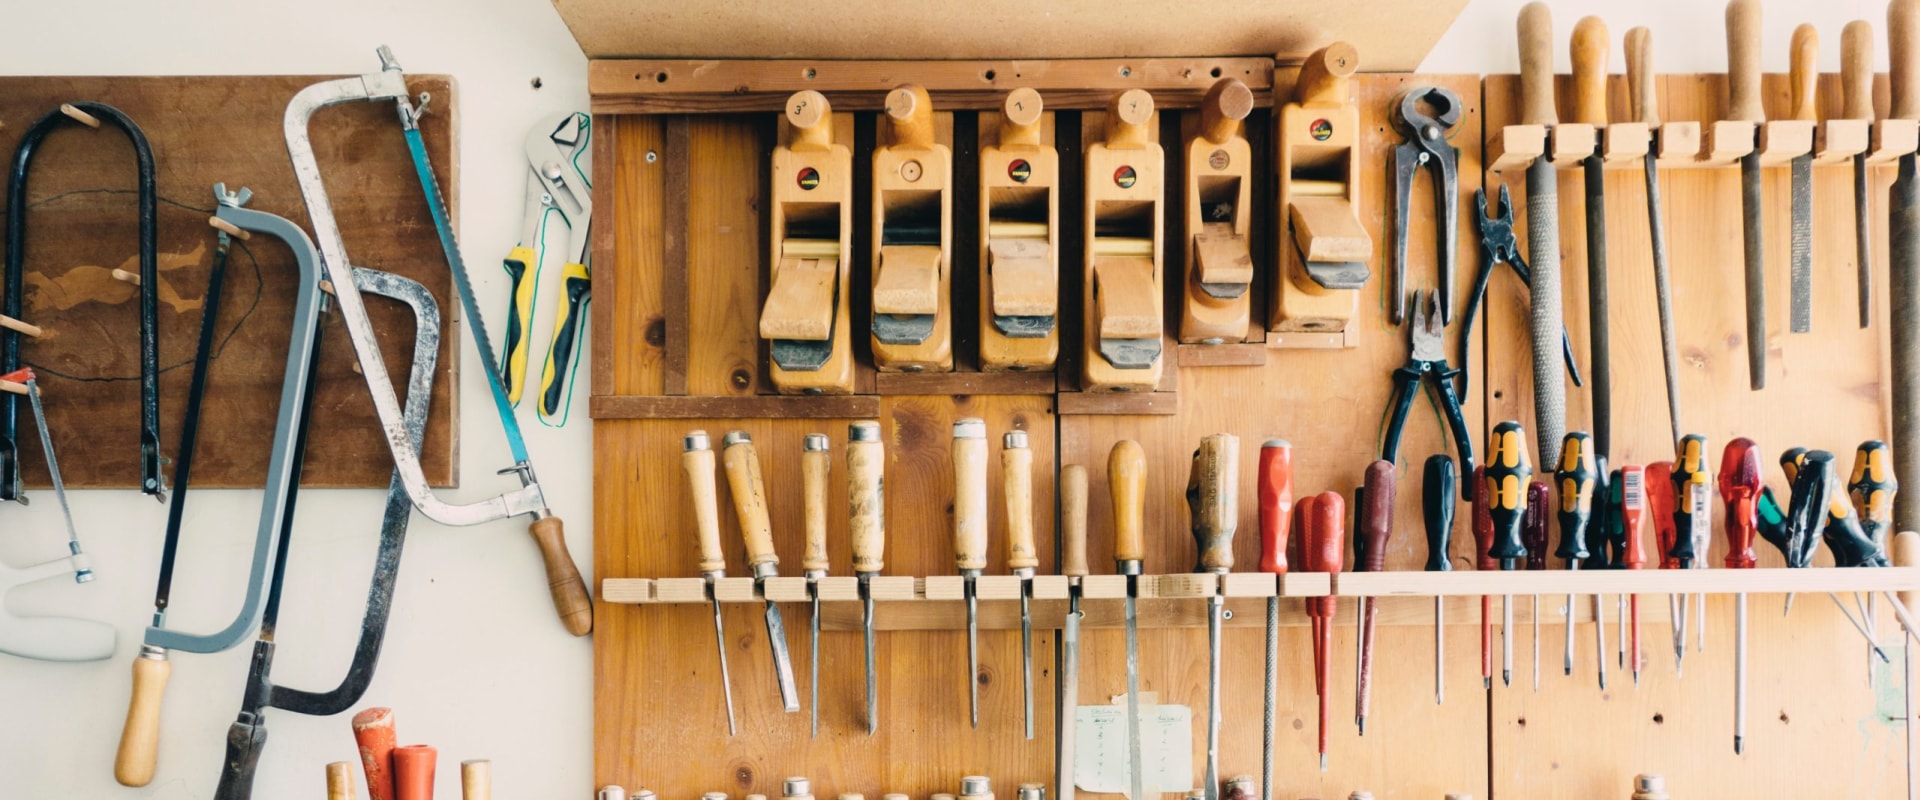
[
  {"x1": 1382, "y1": 289, "x2": 1475, "y2": 501},
  {"x1": 501, "y1": 111, "x2": 593, "y2": 425},
  {"x1": 1460, "y1": 186, "x2": 1582, "y2": 399},
  {"x1": 1390, "y1": 87, "x2": 1461, "y2": 326}
]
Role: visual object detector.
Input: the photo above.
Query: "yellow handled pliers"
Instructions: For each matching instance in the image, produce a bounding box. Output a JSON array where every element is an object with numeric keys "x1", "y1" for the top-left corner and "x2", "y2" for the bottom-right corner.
[{"x1": 502, "y1": 111, "x2": 592, "y2": 424}]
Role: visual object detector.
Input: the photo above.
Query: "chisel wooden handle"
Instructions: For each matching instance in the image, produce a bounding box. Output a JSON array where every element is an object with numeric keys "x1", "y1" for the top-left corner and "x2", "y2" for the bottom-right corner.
[
  {"x1": 1790, "y1": 24, "x2": 1820, "y2": 123},
  {"x1": 1199, "y1": 78, "x2": 1253, "y2": 145},
  {"x1": 1571, "y1": 16, "x2": 1611, "y2": 127},
  {"x1": 114, "y1": 647, "x2": 169, "y2": 786},
  {"x1": 1626, "y1": 27, "x2": 1659, "y2": 128},
  {"x1": 1897, "y1": 0, "x2": 1920, "y2": 121},
  {"x1": 1258, "y1": 441, "x2": 1294, "y2": 574},
  {"x1": 952, "y1": 419, "x2": 989, "y2": 572},
  {"x1": 1061, "y1": 465, "x2": 1090, "y2": 577},
  {"x1": 328, "y1": 761, "x2": 355, "y2": 800},
  {"x1": 723, "y1": 432, "x2": 780, "y2": 575},
  {"x1": 529, "y1": 516, "x2": 592, "y2": 636},
  {"x1": 1359, "y1": 460, "x2": 1395, "y2": 573},
  {"x1": 1110, "y1": 440, "x2": 1147, "y2": 567},
  {"x1": 1518, "y1": 2, "x2": 1559, "y2": 127},
  {"x1": 351, "y1": 707, "x2": 397, "y2": 800},
  {"x1": 685, "y1": 431, "x2": 725, "y2": 575},
  {"x1": 1189, "y1": 434, "x2": 1239, "y2": 572},
  {"x1": 1844, "y1": 21, "x2": 1876, "y2": 121},
  {"x1": 802, "y1": 434, "x2": 831, "y2": 575},
  {"x1": 1003, "y1": 431, "x2": 1038, "y2": 572},
  {"x1": 787, "y1": 90, "x2": 834, "y2": 152},
  {"x1": 1000, "y1": 88, "x2": 1044, "y2": 148},
  {"x1": 461, "y1": 760, "x2": 490, "y2": 800},
  {"x1": 848, "y1": 421, "x2": 886, "y2": 576},
  {"x1": 1727, "y1": 0, "x2": 1766, "y2": 123},
  {"x1": 884, "y1": 84, "x2": 936, "y2": 149},
  {"x1": 1105, "y1": 90, "x2": 1155, "y2": 150}
]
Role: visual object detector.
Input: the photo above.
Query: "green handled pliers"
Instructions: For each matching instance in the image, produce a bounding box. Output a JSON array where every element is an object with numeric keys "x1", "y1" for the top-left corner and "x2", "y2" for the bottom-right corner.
[{"x1": 502, "y1": 111, "x2": 592, "y2": 424}]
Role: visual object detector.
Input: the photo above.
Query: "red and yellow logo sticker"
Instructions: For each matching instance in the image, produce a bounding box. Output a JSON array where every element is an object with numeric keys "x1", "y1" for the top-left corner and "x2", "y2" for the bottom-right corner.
[
  {"x1": 1009, "y1": 159, "x2": 1031, "y2": 183},
  {"x1": 797, "y1": 167, "x2": 820, "y2": 190},
  {"x1": 1309, "y1": 119, "x2": 1334, "y2": 141},
  {"x1": 1114, "y1": 165, "x2": 1137, "y2": 189}
]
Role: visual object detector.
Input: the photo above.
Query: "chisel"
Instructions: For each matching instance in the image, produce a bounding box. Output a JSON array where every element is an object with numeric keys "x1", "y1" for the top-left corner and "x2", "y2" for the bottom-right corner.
[
  {"x1": 1619, "y1": 466, "x2": 1648, "y2": 686},
  {"x1": 1057, "y1": 464, "x2": 1088, "y2": 800},
  {"x1": 1422, "y1": 455, "x2": 1455, "y2": 705},
  {"x1": 721, "y1": 432, "x2": 802, "y2": 712},
  {"x1": 1487, "y1": 421, "x2": 1533, "y2": 689},
  {"x1": 1843, "y1": 19, "x2": 1877, "y2": 329},
  {"x1": 1110, "y1": 440, "x2": 1148, "y2": 800},
  {"x1": 952, "y1": 419, "x2": 989, "y2": 728},
  {"x1": 1896, "y1": 0, "x2": 1920, "y2": 537},
  {"x1": 1789, "y1": 23, "x2": 1818, "y2": 334},
  {"x1": 1002, "y1": 430, "x2": 1039, "y2": 740},
  {"x1": 1719, "y1": 438, "x2": 1761, "y2": 754},
  {"x1": 1626, "y1": 27, "x2": 1684, "y2": 443},
  {"x1": 848, "y1": 420, "x2": 886, "y2": 734},
  {"x1": 1355, "y1": 460, "x2": 1394, "y2": 732},
  {"x1": 802, "y1": 433, "x2": 831, "y2": 738},
  {"x1": 1301, "y1": 491, "x2": 1346, "y2": 771},
  {"x1": 1517, "y1": 1, "x2": 1567, "y2": 464},
  {"x1": 1522, "y1": 480, "x2": 1549, "y2": 691},
  {"x1": 1572, "y1": 14, "x2": 1613, "y2": 458},
  {"x1": 1187, "y1": 434, "x2": 1238, "y2": 800},
  {"x1": 683, "y1": 431, "x2": 736, "y2": 735},
  {"x1": 1257, "y1": 442, "x2": 1293, "y2": 794},
  {"x1": 1728, "y1": 0, "x2": 1769, "y2": 388},
  {"x1": 1553, "y1": 432, "x2": 1596, "y2": 683}
]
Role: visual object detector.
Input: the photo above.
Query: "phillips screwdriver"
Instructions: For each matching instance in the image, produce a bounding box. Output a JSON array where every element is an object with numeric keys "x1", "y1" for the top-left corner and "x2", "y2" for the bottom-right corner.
[
  {"x1": 1187, "y1": 433, "x2": 1238, "y2": 800},
  {"x1": 1674, "y1": 435, "x2": 1712, "y2": 656},
  {"x1": 1646, "y1": 461, "x2": 1680, "y2": 672},
  {"x1": 951, "y1": 419, "x2": 989, "y2": 728},
  {"x1": 1355, "y1": 460, "x2": 1394, "y2": 733},
  {"x1": 1423, "y1": 455, "x2": 1455, "y2": 705},
  {"x1": 1849, "y1": 440, "x2": 1898, "y2": 686},
  {"x1": 1301, "y1": 490, "x2": 1347, "y2": 771},
  {"x1": 1522, "y1": 480, "x2": 1549, "y2": 691},
  {"x1": 1619, "y1": 465, "x2": 1648, "y2": 687},
  {"x1": 1058, "y1": 464, "x2": 1089, "y2": 800},
  {"x1": 1553, "y1": 432, "x2": 1597, "y2": 684},
  {"x1": 801, "y1": 433, "x2": 831, "y2": 737},
  {"x1": 1486, "y1": 421, "x2": 1533, "y2": 688},
  {"x1": 721, "y1": 431, "x2": 803, "y2": 712},
  {"x1": 682, "y1": 431, "x2": 736, "y2": 735},
  {"x1": 1257, "y1": 441, "x2": 1293, "y2": 798},
  {"x1": 1110, "y1": 440, "x2": 1149, "y2": 800},
  {"x1": 1719, "y1": 437, "x2": 1761, "y2": 754},
  {"x1": 848, "y1": 420, "x2": 886, "y2": 735},
  {"x1": 1003, "y1": 430, "x2": 1039, "y2": 740},
  {"x1": 1471, "y1": 466, "x2": 1495, "y2": 690}
]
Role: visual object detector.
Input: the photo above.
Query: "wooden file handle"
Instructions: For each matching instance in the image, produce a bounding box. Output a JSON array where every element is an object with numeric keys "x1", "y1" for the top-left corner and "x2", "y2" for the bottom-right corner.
[
  {"x1": 1002, "y1": 431, "x2": 1039, "y2": 572},
  {"x1": 1292, "y1": 42, "x2": 1359, "y2": 108},
  {"x1": 1257, "y1": 440, "x2": 1293, "y2": 575},
  {"x1": 1727, "y1": 0, "x2": 1766, "y2": 123},
  {"x1": 462, "y1": 759, "x2": 491, "y2": 800},
  {"x1": 884, "y1": 84, "x2": 936, "y2": 149},
  {"x1": 113, "y1": 650, "x2": 170, "y2": 787},
  {"x1": 787, "y1": 90, "x2": 834, "y2": 152},
  {"x1": 848, "y1": 421, "x2": 886, "y2": 575},
  {"x1": 1898, "y1": 0, "x2": 1920, "y2": 121},
  {"x1": 1843, "y1": 20, "x2": 1877, "y2": 121},
  {"x1": 328, "y1": 761, "x2": 355, "y2": 800},
  {"x1": 1189, "y1": 433, "x2": 1239, "y2": 572},
  {"x1": 684, "y1": 431, "x2": 725, "y2": 575},
  {"x1": 802, "y1": 434, "x2": 831, "y2": 574},
  {"x1": 1061, "y1": 465, "x2": 1090, "y2": 577},
  {"x1": 1000, "y1": 88, "x2": 1044, "y2": 148},
  {"x1": 1790, "y1": 24, "x2": 1820, "y2": 122},
  {"x1": 1109, "y1": 440, "x2": 1147, "y2": 566},
  {"x1": 723, "y1": 432, "x2": 780, "y2": 574},
  {"x1": 1517, "y1": 2, "x2": 1559, "y2": 127},
  {"x1": 1199, "y1": 78, "x2": 1253, "y2": 145},
  {"x1": 952, "y1": 419, "x2": 990, "y2": 572},
  {"x1": 1626, "y1": 27, "x2": 1659, "y2": 128},
  {"x1": 1571, "y1": 15, "x2": 1611, "y2": 127},
  {"x1": 530, "y1": 516, "x2": 593, "y2": 636},
  {"x1": 1104, "y1": 89, "x2": 1155, "y2": 150}
]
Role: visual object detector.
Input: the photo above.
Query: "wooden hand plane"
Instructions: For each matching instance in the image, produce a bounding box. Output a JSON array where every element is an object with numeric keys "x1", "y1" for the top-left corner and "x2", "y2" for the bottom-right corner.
[
  {"x1": 1272, "y1": 43, "x2": 1372, "y2": 341},
  {"x1": 1083, "y1": 89, "x2": 1165, "y2": 392},
  {"x1": 871, "y1": 84, "x2": 954, "y2": 372},
  {"x1": 979, "y1": 87, "x2": 1059, "y2": 372},
  {"x1": 1181, "y1": 78, "x2": 1257, "y2": 344},
  {"x1": 763, "y1": 90, "x2": 855, "y2": 394}
]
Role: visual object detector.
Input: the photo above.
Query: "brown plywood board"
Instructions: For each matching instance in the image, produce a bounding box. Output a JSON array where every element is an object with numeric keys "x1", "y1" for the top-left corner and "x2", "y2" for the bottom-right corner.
[
  {"x1": 0, "y1": 75, "x2": 457, "y2": 489},
  {"x1": 551, "y1": 0, "x2": 1467, "y2": 73}
]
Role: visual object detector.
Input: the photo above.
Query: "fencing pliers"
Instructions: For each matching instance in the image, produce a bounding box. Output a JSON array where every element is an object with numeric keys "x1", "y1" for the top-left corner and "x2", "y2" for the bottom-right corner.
[
  {"x1": 501, "y1": 111, "x2": 593, "y2": 425},
  {"x1": 1460, "y1": 186, "x2": 1581, "y2": 399},
  {"x1": 1382, "y1": 290, "x2": 1475, "y2": 501}
]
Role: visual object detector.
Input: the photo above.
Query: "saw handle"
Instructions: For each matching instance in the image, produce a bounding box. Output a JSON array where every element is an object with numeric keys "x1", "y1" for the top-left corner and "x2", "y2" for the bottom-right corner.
[
  {"x1": 1359, "y1": 460, "x2": 1395, "y2": 573},
  {"x1": 1003, "y1": 432, "x2": 1039, "y2": 571},
  {"x1": 1844, "y1": 21, "x2": 1877, "y2": 121},
  {"x1": 1727, "y1": 0, "x2": 1766, "y2": 123},
  {"x1": 1626, "y1": 27, "x2": 1659, "y2": 128},
  {"x1": 530, "y1": 516, "x2": 593, "y2": 635},
  {"x1": 723, "y1": 433, "x2": 780, "y2": 573},
  {"x1": 952, "y1": 419, "x2": 989, "y2": 572},
  {"x1": 1423, "y1": 455, "x2": 1456, "y2": 572},
  {"x1": 1570, "y1": 15, "x2": 1611, "y2": 126},
  {"x1": 802, "y1": 434, "x2": 832, "y2": 574},
  {"x1": 1061, "y1": 464, "x2": 1090, "y2": 577},
  {"x1": 1258, "y1": 440, "x2": 1294, "y2": 575},
  {"x1": 848, "y1": 421, "x2": 886, "y2": 575},
  {"x1": 114, "y1": 650, "x2": 170, "y2": 787},
  {"x1": 1790, "y1": 24, "x2": 1820, "y2": 122},
  {"x1": 1485, "y1": 421, "x2": 1533, "y2": 562},
  {"x1": 1720, "y1": 437, "x2": 1763, "y2": 569},
  {"x1": 1517, "y1": 2, "x2": 1559, "y2": 127},
  {"x1": 1896, "y1": 0, "x2": 1920, "y2": 121},
  {"x1": 685, "y1": 433, "x2": 724, "y2": 574},
  {"x1": 1189, "y1": 434, "x2": 1240, "y2": 572},
  {"x1": 1110, "y1": 440, "x2": 1147, "y2": 568}
]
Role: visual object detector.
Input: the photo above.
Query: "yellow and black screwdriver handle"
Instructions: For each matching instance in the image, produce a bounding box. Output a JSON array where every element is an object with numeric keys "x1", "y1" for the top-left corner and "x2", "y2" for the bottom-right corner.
[{"x1": 1485, "y1": 420, "x2": 1533, "y2": 567}]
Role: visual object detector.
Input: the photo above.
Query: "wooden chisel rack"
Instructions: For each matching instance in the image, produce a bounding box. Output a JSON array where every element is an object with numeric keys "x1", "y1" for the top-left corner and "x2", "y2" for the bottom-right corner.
[{"x1": 590, "y1": 51, "x2": 1920, "y2": 800}]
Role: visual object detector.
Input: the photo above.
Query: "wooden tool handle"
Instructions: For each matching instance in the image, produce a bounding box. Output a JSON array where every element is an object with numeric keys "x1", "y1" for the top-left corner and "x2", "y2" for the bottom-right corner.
[
  {"x1": 884, "y1": 84, "x2": 936, "y2": 149},
  {"x1": 392, "y1": 744, "x2": 437, "y2": 800},
  {"x1": 1311, "y1": 491, "x2": 1347, "y2": 574},
  {"x1": 1104, "y1": 89, "x2": 1155, "y2": 150},
  {"x1": 1000, "y1": 88, "x2": 1044, "y2": 148},
  {"x1": 1109, "y1": 440, "x2": 1147, "y2": 566},
  {"x1": 1790, "y1": 24, "x2": 1820, "y2": 122},
  {"x1": 462, "y1": 760, "x2": 490, "y2": 800},
  {"x1": 1517, "y1": 2, "x2": 1559, "y2": 127},
  {"x1": 1571, "y1": 15, "x2": 1611, "y2": 126},
  {"x1": 113, "y1": 651, "x2": 170, "y2": 787},
  {"x1": 1896, "y1": 530, "x2": 1919, "y2": 609},
  {"x1": 1061, "y1": 464, "x2": 1090, "y2": 577},
  {"x1": 1199, "y1": 78, "x2": 1254, "y2": 144},
  {"x1": 952, "y1": 419, "x2": 990, "y2": 572},
  {"x1": 328, "y1": 762, "x2": 355, "y2": 800},
  {"x1": 1293, "y1": 41, "x2": 1359, "y2": 107},
  {"x1": 684, "y1": 432, "x2": 725, "y2": 574},
  {"x1": 786, "y1": 90, "x2": 834, "y2": 151},
  {"x1": 1471, "y1": 466, "x2": 1497, "y2": 571},
  {"x1": 1626, "y1": 27, "x2": 1660, "y2": 128},
  {"x1": 1188, "y1": 434, "x2": 1240, "y2": 572},
  {"x1": 1257, "y1": 441, "x2": 1294, "y2": 575},
  {"x1": 1899, "y1": 1, "x2": 1920, "y2": 120},
  {"x1": 351, "y1": 707, "x2": 398, "y2": 800},
  {"x1": 1843, "y1": 20, "x2": 1877, "y2": 121},
  {"x1": 1718, "y1": 438, "x2": 1763, "y2": 569},
  {"x1": 1358, "y1": 460, "x2": 1396, "y2": 573},
  {"x1": 529, "y1": 516, "x2": 593, "y2": 636},
  {"x1": 1620, "y1": 466, "x2": 1648, "y2": 570},
  {"x1": 1727, "y1": 0, "x2": 1766, "y2": 123},
  {"x1": 802, "y1": 435, "x2": 831, "y2": 573},
  {"x1": 848, "y1": 421, "x2": 886, "y2": 574},
  {"x1": 1002, "y1": 432, "x2": 1039, "y2": 571},
  {"x1": 722, "y1": 433, "x2": 779, "y2": 572}
]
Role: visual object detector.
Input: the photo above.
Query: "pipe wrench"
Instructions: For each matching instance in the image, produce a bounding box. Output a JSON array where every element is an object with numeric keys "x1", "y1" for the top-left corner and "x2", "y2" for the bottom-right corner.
[{"x1": 502, "y1": 112, "x2": 592, "y2": 425}]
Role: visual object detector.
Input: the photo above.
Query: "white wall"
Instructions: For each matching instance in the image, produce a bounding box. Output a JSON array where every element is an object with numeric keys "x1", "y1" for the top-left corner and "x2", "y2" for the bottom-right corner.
[{"x1": 0, "y1": 0, "x2": 1889, "y2": 797}]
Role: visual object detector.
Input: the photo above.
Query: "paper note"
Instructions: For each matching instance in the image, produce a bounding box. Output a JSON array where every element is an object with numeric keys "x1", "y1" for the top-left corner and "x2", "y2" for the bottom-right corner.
[{"x1": 1072, "y1": 695, "x2": 1193, "y2": 797}]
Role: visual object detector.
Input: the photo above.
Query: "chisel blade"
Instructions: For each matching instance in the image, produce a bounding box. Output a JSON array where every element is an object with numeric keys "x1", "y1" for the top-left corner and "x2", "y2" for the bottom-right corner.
[
  {"x1": 764, "y1": 599, "x2": 801, "y2": 712},
  {"x1": 1790, "y1": 153, "x2": 1814, "y2": 332}
]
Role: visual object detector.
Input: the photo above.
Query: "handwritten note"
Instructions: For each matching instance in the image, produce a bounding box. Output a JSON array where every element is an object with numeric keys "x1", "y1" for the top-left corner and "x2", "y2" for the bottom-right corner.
[{"x1": 1072, "y1": 695, "x2": 1193, "y2": 796}]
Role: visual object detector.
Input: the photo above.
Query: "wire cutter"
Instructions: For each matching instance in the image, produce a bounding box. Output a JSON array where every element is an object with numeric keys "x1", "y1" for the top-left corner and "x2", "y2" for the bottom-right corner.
[
  {"x1": 1459, "y1": 186, "x2": 1581, "y2": 399},
  {"x1": 1382, "y1": 290, "x2": 1475, "y2": 500},
  {"x1": 1390, "y1": 87, "x2": 1460, "y2": 326},
  {"x1": 502, "y1": 111, "x2": 593, "y2": 425}
]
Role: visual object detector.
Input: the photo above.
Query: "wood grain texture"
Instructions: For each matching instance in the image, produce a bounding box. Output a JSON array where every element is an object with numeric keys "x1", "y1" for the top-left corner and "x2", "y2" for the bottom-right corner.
[{"x1": 0, "y1": 75, "x2": 455, "y2": 489}]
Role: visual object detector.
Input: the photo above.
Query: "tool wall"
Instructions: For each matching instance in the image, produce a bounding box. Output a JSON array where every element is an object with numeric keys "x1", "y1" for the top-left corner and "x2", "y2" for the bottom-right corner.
[{"x1": 590, "y1": 52, "x2": 1915, "y2": 800}]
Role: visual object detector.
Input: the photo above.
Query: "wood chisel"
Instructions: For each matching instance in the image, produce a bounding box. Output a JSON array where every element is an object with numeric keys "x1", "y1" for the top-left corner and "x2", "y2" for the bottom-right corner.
[
  {"x1": 1422, "y1": 455, "x2": 1455, "y2": 704},
  {"x1": 1517, "y1": 1, "x2": 1567, "y2": 465},
  {"x1": 1002, "y1": 430, "x2": 1039, "y2": 740},
  {"x1": 952, "y1": 419, "x2": 989, "y2": 728},
  {"x1": 1571, "y1": 15, "x2": 1613, "y2": 459},
  {"x1": 1355, "y1": 460, "x2": 1393, "y2": 731},
  {"x1": 1522, "y1": 480, "x2": 1549, "y2": 691},
  {"x1": 684, "y1": 431, "x2": 736, "y2": 735},
  {"x1": 1843, "y1": 20, "x2": 1878, "y2": 329},
  {"x1": 1057, "y1": 464, "x2": 1088, "y2": 800},
  {"x1": 1110, "y1": 440, "x2": 1148, "y2": 800},
  {"x1": 1727, "y1": 0, "x2": 1769, "y2": 388},
  {"x1": 1187, "y1": 434, "x2": 1238, "y2": 800},
  {"x1": 1301, "y1": 491, "x2": 1346, "y2": 771},
  {"x1": 722, "y1": 431, "x2": 802, "y2": 712},
  {"x1": 802, "y1": 433, "x2": 831, "y2": 737},
  {"x1": 1553, "y1": 432, "x2": 1596, "y2": 683},
  {"x1": 1257, "y1": 442, "x2": 1292, "y2": 793},
  {"x1": 1626, "y1": 27, "x2": 1684, "y2": 443},
  {"x1": 1788, "y1": 23, "x2": 1818, "y2": 333},
  {"x1": 1719, "y1": 437, "x2": 1761, "y2": 754},
  {"x1": 1486, "y1": 421, "x2": 1533, "y2": 688},
  {"x1": 848, "y1": 420, "x2": 886, "y2": 734},
  {"x1": 1895, "y1": 0, "x2": 1920, "y2": 537}
]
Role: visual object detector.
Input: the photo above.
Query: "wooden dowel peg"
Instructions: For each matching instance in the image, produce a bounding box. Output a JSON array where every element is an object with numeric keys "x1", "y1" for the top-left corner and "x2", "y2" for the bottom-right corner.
[
  {"x1": 0, "y1": 314, "x2": 43, "y2": 339},
  {"x1": 209, "y1": 215, "x2": 251, "y2": 240},
  {"x1": 111, "y1": 268, "x2": 140, "y2": 286},
  {"x1": 59, "y1": 103, "x2": 100, "y2": 128},
  {"x1": 327, "y1": 761, "x2": 355, "y2": 800}
]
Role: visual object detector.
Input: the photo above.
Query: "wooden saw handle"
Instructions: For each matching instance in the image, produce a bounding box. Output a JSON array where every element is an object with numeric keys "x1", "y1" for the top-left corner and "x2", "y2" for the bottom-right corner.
[
  {"x1": 1844, "y1": 20, "x2": 1877, "y2": 121},
  {"x1": 1790, "y1": 24, "x2": 1820, "y2": 122},
  {"x1": 1626, "y1": 27, "x2": 1660, "y2": 128},
  {"x1": 1002, "y1": 431, "x2": 1039, "y2": 572},
  {"x1": 1518, "y1": 2, "x2": 1559, "y2": 127},
  {"x1": 722, "y1": 432, "x2": 779, "y2": 573},
  {"x1": 114, "y1": 649, "x2": 170, "y2": 786},
  {"x1": 1109, "y1": 440, "x2": 1147, "y2": 567},
  {"x1": 684, "y1": 431, "x2": 724, "y2": 574},
  {"x1": 952, "y1": 419, "x2": 990, "y2": 572},
  {"x1": 802, "y1": 434, "x2": 831, "y2": 574},
  {"x1": 530, "y1": 516, "x2": 593, "y2": 635},
  {"x1": 1727, "y1": 0, "x2": 1766, "y2": 123},
  {"x1": 848, "y1": 421, "x2": 886, "y2": 575},
  {"x1": 1061, "y1": 464, "x2": 1090, "y2": 578},
  {"x1": 1571, "y1": 15, "x2": 1611, "y2": 126}
]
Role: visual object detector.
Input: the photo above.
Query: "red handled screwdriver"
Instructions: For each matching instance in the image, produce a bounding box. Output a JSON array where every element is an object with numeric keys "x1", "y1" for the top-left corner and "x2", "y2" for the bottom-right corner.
[
  {"x1": 1355, "y1": 461, "x2": 1395, "y2": 734},
  {"x1": 1719, "y1": 437, "x2": 1762, "y2": 754},
  {"x1": 1619, "y1": 466, "x2": 1648, "y2": 687},
  {"x1": 1256, "y1": 441, "x2": 1292, "y2": 800},
  {"x1": 1302, "y1": 490, "x2": 1346, "y2": 771}
]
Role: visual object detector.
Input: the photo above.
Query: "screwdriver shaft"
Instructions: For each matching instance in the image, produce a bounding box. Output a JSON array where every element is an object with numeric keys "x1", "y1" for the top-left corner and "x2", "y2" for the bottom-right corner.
[
  {"x1": 1264, "y1": 596, "x2": 1278, "y2": 800},
  {"x1": 1503, "y1": 593, "x2": 1515, "y2": 687},
  {"x1": 1735, "y1": 592, "x2": 1748, "y2": 753},
  {"x1": 1435, "y1": 596, "x2": 1446, "y2": 704},
  {"x1": 1563, "y1": 592, "x2": 1576, "y2": 677},
  {"x1": 1533, "y1": 594, "x2": 1541, "y2": 691},
  {"x1": 1594, "y1": 593, "x2": 1609, "y2": 690}
]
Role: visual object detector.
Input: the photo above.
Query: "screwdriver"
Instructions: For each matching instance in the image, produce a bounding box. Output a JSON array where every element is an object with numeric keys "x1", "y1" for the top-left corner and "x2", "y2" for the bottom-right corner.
[
  {"x1": 1606, "y1": 468, "x2": 1628, "y2": 670},
  {"x1": 1002, "y1": 430, "x2": 1039, "y2": 740},
  {"x1": 721, "y1": 432, "x2": 803, "y2": 712},
  {"x1": 1258, "y1": 441, "x2": 1292, "y2": 800},
  {"x1": 1848, "y1": 440, "x2": 1898, "y2": 686},
  {"x1": 1645, "y1": 461, "x2": 1680, "y2": 672},
  {"x1": 1187, "y1": 433, "x2": 1238, "y2": 800},
  {"x1": 1110, "y1": 440, "x2": 1149, "y2": 800},
  {"x1": 951, "y1": 419, "x2": 989, "y2": 728},
  {"x1": 848, "y1": 420, "x2": 886, "y2": 735},
  {"x1": 1674, "y1": 435, "x2": 1712, "y2": 656},
  {"x1": 1778, "y1": 448, "x2": 1810, "y2": 615},
  {"x1": 1470, "y1": 466, "x2": 1495, "y2": 690},
  {"x1": 801, "y1": 433, "x2": 831, "y2": 738},
  {"x1": 1618, "y1": 465, "x2": 1648, "y2": 687},
  {"x1": 1355, "y1": 460, "x2": 1394, "y2": 733},
  {"x1": 1486, "y1": 421, "x2": 1533, "y2": 688},
  {"x1": 1522, "y1": 480, "x2": 1549, "y2": 691},
  {"x1": 1301, "y1": 490, "x2": 1347, "y2": 771},
  {"x1": 1422, "y1": 455, "x2": 1455, "y2": 705},
  {"x1": 1718, "y1": 437, "x2": 1761, "y2": 754},
  {"x1": 1553, "y1": 432, "x2": 1596, "y2": 684},
  {"x1": 1058, "y1": 464, "x2": 1088, "y2": 800},
  {"x1": 682, "y1": 431, "x2": 736, "y2": 735}
]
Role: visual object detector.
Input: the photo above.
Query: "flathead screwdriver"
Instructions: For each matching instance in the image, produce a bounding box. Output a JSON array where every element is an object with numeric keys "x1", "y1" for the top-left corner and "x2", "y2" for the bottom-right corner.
[
  {"x1": 1258, "y1": 442, "x2": 1293, "y2": 797},
  {"x1": 1522, "y1": 480, "x2": 1549, "y2": 691},
  {"x1": 1719, "y1": 438, "x2": 1761, "y2": 754},
  {"x1": 1355, "y1": 460, "x2": 1394, "y2": 734},
  {"x1": 1619, "y1": 466, "x2": 1649, "y2": 687},
  {"x1": 1471, "y1": 466, "x2": 1495, "y2": 690}
]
